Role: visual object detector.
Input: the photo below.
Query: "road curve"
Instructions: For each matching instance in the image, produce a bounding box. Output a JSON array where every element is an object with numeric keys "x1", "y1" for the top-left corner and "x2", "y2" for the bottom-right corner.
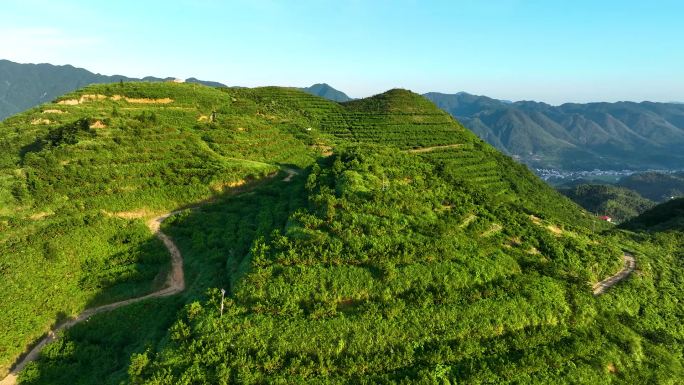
[
  {"x1": 1, "y1": 167, "x2": 299, "y2": 385},
  {"x1": 593, "y1": 252, "x2": 636, "y2": 295},
  {"x1": 1, "y1": 212, "x2": 185, "y2": 385}
]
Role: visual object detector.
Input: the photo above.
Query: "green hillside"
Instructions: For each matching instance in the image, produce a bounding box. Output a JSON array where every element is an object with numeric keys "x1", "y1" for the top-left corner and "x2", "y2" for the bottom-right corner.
[
  {"x1": 1, "y1": 83, "x2": 682, "y2": 384},
  {"x1": 560, "y1": 184, "x2": 656, "y2": 223},
  {"x1": 0, "y1": 82, "x2": 324, "y2": 376},
  {"x1": 621, "y1": 197, "x2": 684, "y2": 231},
  {"x1": 0, "y1": 59, "x2": 226, "y2": 121}
]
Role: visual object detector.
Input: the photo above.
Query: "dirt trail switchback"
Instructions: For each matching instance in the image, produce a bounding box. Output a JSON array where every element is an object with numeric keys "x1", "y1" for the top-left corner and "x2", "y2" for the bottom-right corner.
[
  {"x1": 1, "y1": 212, "x2": 184, "y2": 385},
  {"x1": 593, "y1": 252, "x2": 636, "y2": 295}
]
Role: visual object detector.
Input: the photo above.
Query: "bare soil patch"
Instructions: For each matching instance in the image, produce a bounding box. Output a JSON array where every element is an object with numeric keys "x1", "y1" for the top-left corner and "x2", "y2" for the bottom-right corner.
[
  {"x1": 481, "y1": 223, "x2": 502, "y2": 237},
  {"x1": 104, "y1": 209, "x2": 154, "y2": 220},
  {"x1": 89, "y1": 120, "x2": 107, "y2": 129},
  {"x1": 30, "y1": 118, "x2": 51, "y2": 125},
  {"x1": 29, "y1": 212, "x2": 52, "y2": 220},
  {"x1": 120, "y1": 96, "x2": 173, "y2": 104}
]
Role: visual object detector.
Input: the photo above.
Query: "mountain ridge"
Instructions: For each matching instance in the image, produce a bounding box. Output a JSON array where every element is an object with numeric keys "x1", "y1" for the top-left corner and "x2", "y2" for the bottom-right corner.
[
  {"x1": 0, "y1": 59, "x2": 227, "y2": 121},
  {"x1": 424, "y1": 91, "x2": 684, "y2": 171},
  {"x1": 298, "y1": 82, "x2": 352, "y2": 102},
  {"x1": 4, "y1": 60, "x2": 683, "y2": 174}
]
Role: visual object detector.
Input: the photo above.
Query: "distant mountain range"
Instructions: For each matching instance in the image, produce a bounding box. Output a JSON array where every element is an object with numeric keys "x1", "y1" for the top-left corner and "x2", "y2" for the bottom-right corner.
[
  {"x1": 424, "y1": 92, "x2": 684, "y2": 171},
  {"x1": 299, "y1": 83, "x2": 352, "y2": 102}
]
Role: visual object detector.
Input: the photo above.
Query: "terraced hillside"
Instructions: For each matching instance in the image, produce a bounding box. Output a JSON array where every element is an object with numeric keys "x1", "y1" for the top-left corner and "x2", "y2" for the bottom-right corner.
[{"x1": 1, "y1": 84, "x2": 682, "y2": 384}]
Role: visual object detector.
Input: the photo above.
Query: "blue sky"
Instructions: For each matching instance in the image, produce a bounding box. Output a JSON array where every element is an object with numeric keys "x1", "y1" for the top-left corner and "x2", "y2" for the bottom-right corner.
[{"x1": 1, "y1": 0, "x2": 682, "y2": 104}]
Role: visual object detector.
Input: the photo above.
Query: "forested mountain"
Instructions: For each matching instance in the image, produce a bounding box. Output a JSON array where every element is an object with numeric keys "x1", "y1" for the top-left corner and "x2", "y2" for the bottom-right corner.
[
  {"x1": 560, "y1": 184, "x2": 655, "y2": 223},
  {"x1": 617, "y1": 171, "x2": 684, "y2": 202},
  {"x1": 424, "y1": 92, "x2": 684, "y2": 171},
  {"x1": 299, "y1": 83, "x2": 352, "y2": 102},
  {"x1": 1, "y1": 83, "x2": 682, "y2": 384},
  {"x1": 622, "y1": 197, "x2": 684, "y2": 231},
  {"x1": 0, "y1": 60, "x2": 226, "y2": 121}
]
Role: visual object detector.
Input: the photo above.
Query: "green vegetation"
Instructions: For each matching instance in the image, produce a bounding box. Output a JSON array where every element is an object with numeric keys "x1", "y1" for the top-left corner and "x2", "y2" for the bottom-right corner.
[
  {"x1": 621, "y1": 197, "x2": 684, "y2": 231},
  {"x1": 560, "y1": 184, "x2": 655, "y2": 223},
  {"x1": 0, "y1": 59, "x2": 226, "y2": 121},
  {"x1": 1, "y1": 82, "x2": 682, "y2": 384},
  {"x1": 0, "y1": 82, "x2": 325, "y2": 377},
  {"x1": 17, "y1": 170, "x2": 308, "y2": 385},
  {"x1": 18, "y1": 297, "x2": 183, "y2": 385},
  {"x1": 123, "y1": 146, "x2": 682, "y2": 384},
  {"x1": 617, "y1": 172, "x2": 684, "y2": 202}
]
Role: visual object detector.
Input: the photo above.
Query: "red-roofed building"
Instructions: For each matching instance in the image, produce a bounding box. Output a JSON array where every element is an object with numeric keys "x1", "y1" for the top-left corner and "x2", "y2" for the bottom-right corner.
[{"x1": 599, "y1": 215, "x2": 613, "y2": 223}]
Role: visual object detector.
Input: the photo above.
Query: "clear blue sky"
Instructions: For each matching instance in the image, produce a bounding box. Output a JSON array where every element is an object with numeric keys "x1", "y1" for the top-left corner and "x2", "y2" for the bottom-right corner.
[{"x1": 1, "y1": 0, "x2": 682, "y2": 104}]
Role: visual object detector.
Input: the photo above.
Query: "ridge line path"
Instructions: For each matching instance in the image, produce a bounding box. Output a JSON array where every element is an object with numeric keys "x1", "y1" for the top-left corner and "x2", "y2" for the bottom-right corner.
[
  {"x1": 1, "y1": 168, "x2": 300, "y2": 385},
  {"x1": 593, "y1": 252, "x2": 636, "y2": 295}
]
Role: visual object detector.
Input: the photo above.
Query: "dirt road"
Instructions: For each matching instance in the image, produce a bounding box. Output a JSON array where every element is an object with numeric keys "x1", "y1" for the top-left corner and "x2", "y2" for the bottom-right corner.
[
  {"x1": 593, "y1": 252, "x2": 636, "y2": 295},
  {"x1": 0, "y1": 212, "x2": 185, "y2": 385},
  {"x1": 1, "y1": 167, "x2": 300, "y2": 385}
]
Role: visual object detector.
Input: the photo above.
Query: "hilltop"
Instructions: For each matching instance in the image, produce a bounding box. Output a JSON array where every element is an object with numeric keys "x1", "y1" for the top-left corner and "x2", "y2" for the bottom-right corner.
[
  {"x1": 0, "y1": 59, "x2": 226, "y2": 121},
  {"x1": 0, "y1": 83, "x2": 682, "y2": 384},
  {"x1": 0, "y1": 60, "x2": 356, "y2": 122},
  {"x1": 4, "y1": 60, "x2": 683, "y2": 174}
]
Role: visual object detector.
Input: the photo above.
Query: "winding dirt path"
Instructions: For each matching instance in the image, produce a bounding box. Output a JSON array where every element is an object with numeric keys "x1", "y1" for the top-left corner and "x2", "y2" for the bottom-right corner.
[
  {"x1": 282, "y1": 168, "x2": 298, "y2": 182},
  {"x1": 1, "y1": 167, "x2": 299, "y2": 385},
  {"x1": 593, "y1": 252, "x2": 636, "y2": 295},
  {"x1": 1, "y1": 213, "x2": 185, "y2": 385}
]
